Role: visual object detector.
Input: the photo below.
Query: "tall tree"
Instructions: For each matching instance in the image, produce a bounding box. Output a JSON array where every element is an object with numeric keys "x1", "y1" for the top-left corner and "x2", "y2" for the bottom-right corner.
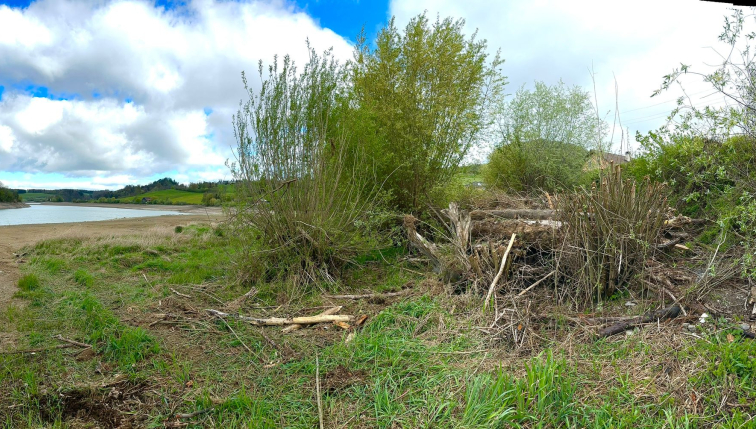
[
  {"x1": 351, "y1": 13, "x2": 505, "y2": 211},
  {"x1": 484, "y1": 81, "x2": 602, "y2": 191}
]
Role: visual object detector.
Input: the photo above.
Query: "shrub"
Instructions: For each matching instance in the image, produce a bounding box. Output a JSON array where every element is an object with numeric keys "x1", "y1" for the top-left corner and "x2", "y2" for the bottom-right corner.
[
  {"x1": 174, "y1": 226, "x2": 184, "y2": 234},
  {"x1": 483, "y1": 81, "x2": 602, "y2": 193},
  {"x1": 18, "y1": 274, "x2": 40, "y2": 291},
  {"x1": 229, "y1": 47, "x2": 380, "y2": 284},
  {"x1": 557, "y1": 166, "x2": 667, "y2": 304},
  {"x1": 483, "y1": 139, "x2": 588, "y2": 192}
]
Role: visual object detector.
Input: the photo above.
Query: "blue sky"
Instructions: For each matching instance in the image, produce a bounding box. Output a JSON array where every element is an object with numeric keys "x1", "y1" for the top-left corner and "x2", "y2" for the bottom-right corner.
[{"x1": 0, "y1": 0, "x2": 747, "y2": 190}]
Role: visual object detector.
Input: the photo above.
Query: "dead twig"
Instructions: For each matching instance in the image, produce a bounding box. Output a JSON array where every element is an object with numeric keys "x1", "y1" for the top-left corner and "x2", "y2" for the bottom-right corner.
[
  {"x1": 170, "y1": 288, "x2": 192, "y2": 299},
  {"x1": 484, "y1": 233, "x2": 516, "y2": 310},
  {"x1": 52, "y1": 334, "x2": 91, "y2": 348},
  {"x1": 517, "y1": 270, "x2": 555, "y2": 297}
]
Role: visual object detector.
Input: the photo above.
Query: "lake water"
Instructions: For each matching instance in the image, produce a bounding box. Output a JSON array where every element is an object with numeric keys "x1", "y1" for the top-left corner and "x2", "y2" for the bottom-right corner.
[{"x1": 0, "y1": 204, "x2": 186, "y2": 226}]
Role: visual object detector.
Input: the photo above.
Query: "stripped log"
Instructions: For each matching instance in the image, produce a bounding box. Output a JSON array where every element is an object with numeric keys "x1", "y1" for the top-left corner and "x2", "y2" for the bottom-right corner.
[
  {"x1": 282, "y1": 306, "x2": 343, "y2": 333},
  {"x1": 206, "y1": 309, "x2": 354, "y2": 326},
  {"x1": 596, "y1": 304, "x2": 682, "y2": 339}
]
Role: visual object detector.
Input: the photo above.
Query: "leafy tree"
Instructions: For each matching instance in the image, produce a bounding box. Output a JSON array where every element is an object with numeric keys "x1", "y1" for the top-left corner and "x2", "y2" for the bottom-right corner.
[
  {"x1": 484, "y1": 81, "x2": 601, "y2": 192},
  {"x1": 0, "y1": 181, "x2": 21, "y2": 203},
  {"x1": 351, "y1": 13, "x2": 505, "y2": 211}
]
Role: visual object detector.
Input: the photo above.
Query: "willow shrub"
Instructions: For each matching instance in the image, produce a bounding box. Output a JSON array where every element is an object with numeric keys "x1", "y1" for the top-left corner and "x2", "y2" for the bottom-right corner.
[{"x1": 229, "y1": 47, "x2": 381, "y2": 285}]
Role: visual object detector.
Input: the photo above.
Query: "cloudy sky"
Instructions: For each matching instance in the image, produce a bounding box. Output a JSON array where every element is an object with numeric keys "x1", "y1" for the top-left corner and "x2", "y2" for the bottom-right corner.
[{"x1": 0, "y1": 0, "x2": 748, "y2": 190}]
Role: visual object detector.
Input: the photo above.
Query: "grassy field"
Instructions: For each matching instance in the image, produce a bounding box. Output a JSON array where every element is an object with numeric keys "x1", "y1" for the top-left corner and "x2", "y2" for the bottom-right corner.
[
  {"x1": 20, "y1": 193, "x2": 57, "y2": 202},
  {"x1": 133, "y1": 189, "x2": 205, "y2": 204},
  {"x1": 1, "y1": 222, "x2": 755, "y2": 427}
]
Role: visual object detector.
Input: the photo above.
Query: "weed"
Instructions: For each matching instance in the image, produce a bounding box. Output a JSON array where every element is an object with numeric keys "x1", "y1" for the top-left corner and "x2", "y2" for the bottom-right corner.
[
  {"x1": 17, "y1": 274, "x2": 39, "y2": 291},
  {"x1": 73, "y1": 269, "x2": 93, "y2": 288}
]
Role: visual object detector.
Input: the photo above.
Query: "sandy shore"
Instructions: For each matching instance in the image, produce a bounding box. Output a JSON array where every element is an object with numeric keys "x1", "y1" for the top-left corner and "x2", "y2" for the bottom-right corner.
[
  {"x1": 0, "y1": 212, "x2": 225, "y2": 348},
  {"x1": 0, "y1": 202, "x2": 30, "y2": 210}
]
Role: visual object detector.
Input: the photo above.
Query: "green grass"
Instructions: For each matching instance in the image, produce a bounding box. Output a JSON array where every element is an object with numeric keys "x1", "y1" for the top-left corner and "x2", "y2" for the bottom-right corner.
[
  {"x1": 135, "y1": 189, "x2": 204, "y2": 204},
  {"x1": 1, "y1": 222, "x2": 755, "y2": 427},
  {"x1": 17, "y1": 274, "x2": 39, "y2": 291}
]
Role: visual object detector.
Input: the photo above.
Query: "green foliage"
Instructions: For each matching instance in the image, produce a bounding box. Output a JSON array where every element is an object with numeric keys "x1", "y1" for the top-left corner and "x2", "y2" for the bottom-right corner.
[
  {"x1": 230, "y1": 46, "x2": 380, "y2": 284},
  {"x1": 17, "y1": 274, "x2": 40, "y2": 292},
  {"x1": 352, "y1": 13, "x2": 505, "y2": 211},
  {"x1": 627, "y1": 133, "x2": 756, "y2": 243},
  {"x1": 484, "y1": 81, "x2": 600, "y2": 192},
  {"x1": 0, "y1": 182, "x2": 21, "y2": 203}
]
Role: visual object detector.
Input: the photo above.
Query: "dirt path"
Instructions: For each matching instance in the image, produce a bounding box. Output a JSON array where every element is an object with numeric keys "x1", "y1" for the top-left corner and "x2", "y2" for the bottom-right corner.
[{"x1": 0, "y1": 213, "x2": 224, "y2": 348}]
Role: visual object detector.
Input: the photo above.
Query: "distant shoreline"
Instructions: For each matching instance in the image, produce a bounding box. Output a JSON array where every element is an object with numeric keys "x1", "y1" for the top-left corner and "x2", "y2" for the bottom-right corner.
[
  {"x1": 37, "y1": 201, "x2": 222, "y2": 215},
  {"x1": 0, "y1": 202, "x2": 30, "y2": 210}
]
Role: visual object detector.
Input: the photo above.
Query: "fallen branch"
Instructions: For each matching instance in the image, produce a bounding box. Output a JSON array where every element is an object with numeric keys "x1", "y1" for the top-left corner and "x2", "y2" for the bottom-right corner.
[
  {"x1": 483, "y1": 233, "x2": 516, "y2": 310},
  {"x1": 205, "y1": 309, "x2": 354, "y2": 326},
  {"x1": 324, "y1": 291, "x2": 407, "y2": 300},
  {"x1": 2, "y1": 335, "x2": 90, "y2": 355},
  {"x1": 170, "y1": 288, "x2": 192, "y2": 299},
  {"x1": 52, "y1": 335, "x2": 91, "y2": 348},
  {"x1": 283, "y1": 307, "x2": 342, "y2": 333},
  {"x1": 596, "y1": 304, "x2": 682, "y2": 339},
  {"x1": 470, "y1": 209, "x2": 555, "y2": 221},
  {"x1": 517, "y1": 270, "x2": 555, "y2": 297}
]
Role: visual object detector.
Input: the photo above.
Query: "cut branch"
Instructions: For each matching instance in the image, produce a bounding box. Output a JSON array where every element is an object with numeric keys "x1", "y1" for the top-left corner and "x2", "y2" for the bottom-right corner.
[
  {"x1": 596, "y1": 304, "x2": 682, "y2": 339},
  {"x1": 283, "y1": 306, "x2": 343, "y2": 333},
  {"x1": 206, "y1": 309, "x2": 354, "y2": 326}
]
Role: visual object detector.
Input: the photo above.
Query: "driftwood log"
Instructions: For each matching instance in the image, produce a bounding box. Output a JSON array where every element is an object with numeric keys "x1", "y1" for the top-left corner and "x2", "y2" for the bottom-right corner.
[{"x1": 596, "y1": 304, "x2": 682, "y2": 339}]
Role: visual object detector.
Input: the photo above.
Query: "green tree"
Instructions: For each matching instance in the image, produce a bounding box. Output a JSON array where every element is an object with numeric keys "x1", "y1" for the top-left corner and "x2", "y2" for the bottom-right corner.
[
  {"x1": 483, "y1": 81, "x2": 601, "y2": 192},
  {"x1": 351, "y1": 13, "x2": 505, "y2": 211},
  {"x1": 0, "y1": 181, "x2": 21, "y2": 203}
]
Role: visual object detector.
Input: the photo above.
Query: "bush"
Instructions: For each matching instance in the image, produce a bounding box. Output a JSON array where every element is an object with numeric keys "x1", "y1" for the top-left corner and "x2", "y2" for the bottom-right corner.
[
  {"x1": 557, "y1": 166, "x2": 667, "y2": 304},
  {"x1": 229, "y1": 47, "x2": 381, "y2": 284},
  {"x1": 18, "y1": 274, "x2": 40, "y2": 291},
  {"x1": 483, "y1": 139, "x2": 588, "y2": 192},
  {"x1": 174, "y1": 226, "x2": 184, "y2": 234}
]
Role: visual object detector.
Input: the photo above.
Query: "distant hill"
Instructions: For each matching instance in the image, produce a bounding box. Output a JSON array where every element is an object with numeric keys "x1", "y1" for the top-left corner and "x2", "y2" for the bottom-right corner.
[{"x1": 13, "y1": 177, "x2": 234, "y2": 206}]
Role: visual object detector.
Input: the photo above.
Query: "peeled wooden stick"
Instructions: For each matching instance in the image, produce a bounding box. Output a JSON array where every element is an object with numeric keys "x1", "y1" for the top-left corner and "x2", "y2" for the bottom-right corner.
[
  {"x1": 206, "y1": 309, "x2": 353, "y2": 326},
  {"x1": 283, "y1": 306, "x2": 343, "y2": 333},
  {"x1": 483, "y1": 233, "x2": 516, "y2": 310},
  {"x1": 517, "y1": 270, "x2": 555, "y2": 297}
]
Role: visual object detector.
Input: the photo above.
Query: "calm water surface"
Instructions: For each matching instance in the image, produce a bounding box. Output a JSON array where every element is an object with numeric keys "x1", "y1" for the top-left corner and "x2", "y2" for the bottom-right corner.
[{"x1": 0, "y1": 204, "x2": 186, "y2": 226}]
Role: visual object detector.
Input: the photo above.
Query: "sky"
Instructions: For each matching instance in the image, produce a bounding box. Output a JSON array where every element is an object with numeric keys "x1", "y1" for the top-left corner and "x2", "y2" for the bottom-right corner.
[{"x1": 0, "y1": 0, "x2": 750, "y2": 190}]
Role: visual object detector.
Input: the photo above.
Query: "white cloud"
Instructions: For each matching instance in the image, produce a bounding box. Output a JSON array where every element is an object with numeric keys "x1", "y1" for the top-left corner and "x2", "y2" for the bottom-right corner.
[
  {"x1": 0, "y1": 0, "x2": 352, "y2": 188},
  {"x1": 0, "y1": 125, "x2": 16, "y2": 152},
  {"x1": 390, "y1": 0, "x2": 749, "y2": 156}
]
